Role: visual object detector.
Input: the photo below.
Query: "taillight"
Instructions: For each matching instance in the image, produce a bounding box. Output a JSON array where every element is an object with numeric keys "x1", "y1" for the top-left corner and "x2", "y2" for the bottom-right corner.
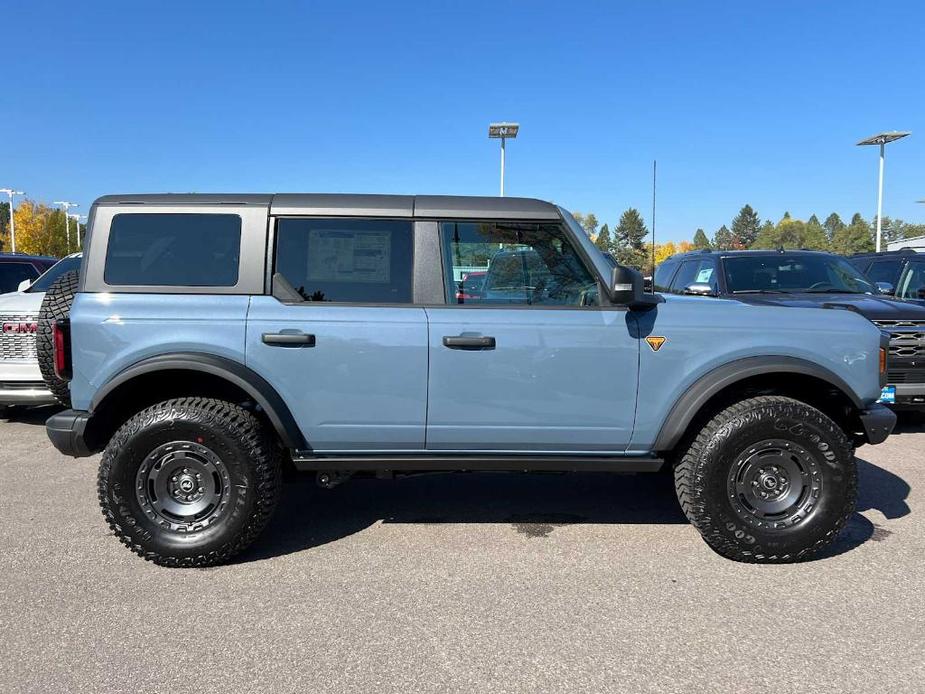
[{"x1": 53, "y1": 319, "x2": 72, "y2": 380}]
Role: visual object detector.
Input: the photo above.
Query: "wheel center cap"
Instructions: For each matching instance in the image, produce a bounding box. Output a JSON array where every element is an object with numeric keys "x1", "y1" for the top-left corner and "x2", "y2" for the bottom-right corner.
[{"x1": 178, "y1": 477, "x2": 195, "y2": 492}]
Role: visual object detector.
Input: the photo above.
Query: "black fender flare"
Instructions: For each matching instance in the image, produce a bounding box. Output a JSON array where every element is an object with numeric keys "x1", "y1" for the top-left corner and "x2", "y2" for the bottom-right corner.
[
  {"x1": 90, "y1": 352, "x2": 306, "y2": 450},
  {"x1": 652, "y1": 356, "x2": 865, "y2": 452}
]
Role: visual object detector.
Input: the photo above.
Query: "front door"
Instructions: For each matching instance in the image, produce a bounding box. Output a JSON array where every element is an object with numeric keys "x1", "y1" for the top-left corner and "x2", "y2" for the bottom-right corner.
[
  {"x1": 246, "y1": 217, "x2": 428, "y2": 453},
  {"x1": 425, "y1": 220, "x2": 639, "y2": 452}
]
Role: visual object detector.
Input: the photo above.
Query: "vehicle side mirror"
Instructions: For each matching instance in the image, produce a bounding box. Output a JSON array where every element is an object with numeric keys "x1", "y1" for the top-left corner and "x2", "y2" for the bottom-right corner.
[
  {"x1": 17, "y1": 279, "x2": 31, "y2": 292},
  {"x1": 683, "y1": 282, "x2": 717, "y2": 297},
  {"x1": 610, "y1": 265, "x2": 658, "y2": 310},
  {"x1": 876, "y1": 281, "x2": 894, "y2": 295}
]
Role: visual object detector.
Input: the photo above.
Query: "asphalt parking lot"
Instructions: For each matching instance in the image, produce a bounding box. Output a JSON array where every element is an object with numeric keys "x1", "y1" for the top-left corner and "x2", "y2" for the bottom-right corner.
[{"x1": 1, "y1": 408, "x2": 923, "y2": 694}]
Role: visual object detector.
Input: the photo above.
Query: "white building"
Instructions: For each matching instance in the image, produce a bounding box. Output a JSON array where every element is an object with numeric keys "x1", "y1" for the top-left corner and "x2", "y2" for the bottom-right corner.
[{"x1": 887, "y1": 234, "x2": 925, "y2": 252}]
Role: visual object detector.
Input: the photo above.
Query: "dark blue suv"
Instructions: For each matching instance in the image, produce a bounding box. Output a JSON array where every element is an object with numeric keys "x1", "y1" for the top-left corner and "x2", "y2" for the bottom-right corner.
[{"x1": 655, "y1": 249, "x2": 925, "y2": 408}]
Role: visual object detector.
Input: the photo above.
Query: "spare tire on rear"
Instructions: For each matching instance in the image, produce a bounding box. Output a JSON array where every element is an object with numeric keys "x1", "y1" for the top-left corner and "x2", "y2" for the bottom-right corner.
[{"x1": 37, "y1": 269, "x2": 80, "y2": 408}]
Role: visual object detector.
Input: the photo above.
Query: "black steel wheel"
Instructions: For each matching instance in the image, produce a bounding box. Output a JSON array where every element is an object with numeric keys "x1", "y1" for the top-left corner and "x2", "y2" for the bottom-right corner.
[
  {"x1": 675, "y1": 396, "x2": 857, "y2": 563},
  {"x1": 98, "y1": 397, "x2": 281, "y2": 567}
]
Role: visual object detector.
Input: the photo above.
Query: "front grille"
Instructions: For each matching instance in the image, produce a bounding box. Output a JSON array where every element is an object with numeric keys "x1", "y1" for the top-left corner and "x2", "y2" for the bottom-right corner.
[
  {"x1": 872, "y1": 320, "x2": 925, "y2": 358},
  {"x1": 0, "y1": 313, "x2": 39, "y2": 361}
]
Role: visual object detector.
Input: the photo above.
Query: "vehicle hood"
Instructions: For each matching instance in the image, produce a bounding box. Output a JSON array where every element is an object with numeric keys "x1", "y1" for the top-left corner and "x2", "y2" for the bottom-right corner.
[
  {"x1": 731, "y1": 292, "x2": 925, "y2": 321},
  {"x1": 0, "y1": 290, "x2": 45, "y2": 314}
]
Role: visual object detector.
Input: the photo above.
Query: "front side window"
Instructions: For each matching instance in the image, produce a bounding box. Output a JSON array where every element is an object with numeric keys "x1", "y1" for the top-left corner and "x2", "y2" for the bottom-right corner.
[
  {"x1": 723, "y1": 255, "x2": 876, "y2": 294},
  {"x1": 274, "y1": 218, "x2": 413, "y2": 303},
  {"x1": 896, "y1": 261, "x2": 925, "y2": 301},
  {"x1": 0, "y1": 262, "x2": 40, "y2": 294},
  {"x1": 440, "y1": 221, "x2": 599, "y2": 306},
  {"x1": 105, "y1": 213, "x2": 241, "y2": 286},
  {"x1": 671, "y1": 259, "x2": 717, "y2": 294}
]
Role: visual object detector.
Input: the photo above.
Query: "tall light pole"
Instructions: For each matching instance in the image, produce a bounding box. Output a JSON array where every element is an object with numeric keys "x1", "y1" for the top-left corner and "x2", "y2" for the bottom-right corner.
[
  {"x1": 70, "y1": 214, "x2": 85, "y2": 250},
  {"x1": 857, "y1": 131, "x2": 910, "y2": 252},
  {"x1": 0, "y1": 188, "x2": 24, "y2": 252},
  {"x1": 54, "y1": 201, "x2": 78, "y2": 252},
  {"x1": 488, "y1": 122, "x2": 519, "y2": 196}
]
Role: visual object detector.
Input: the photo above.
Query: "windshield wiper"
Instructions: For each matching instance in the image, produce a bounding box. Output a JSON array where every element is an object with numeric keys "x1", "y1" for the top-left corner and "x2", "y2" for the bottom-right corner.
[
  {"x1": 731, "y1": 289, "x2": 787, "y2": 294},
  {"x1": 803, "y1": 288, "x2": 864, "y2": 294}
]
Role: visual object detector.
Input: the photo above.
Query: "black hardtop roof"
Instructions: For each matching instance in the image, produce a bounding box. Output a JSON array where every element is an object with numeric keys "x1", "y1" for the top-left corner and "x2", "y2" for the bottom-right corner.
[
  {"x1": 664, "y1": 248, "x2": 839, "y2": 263},
  {"x1": 849, "y1": 248, "x2": 920, "y2": 259},
  {"x1": 91, "y1": 193, "x2": 562, "y2": 220}
]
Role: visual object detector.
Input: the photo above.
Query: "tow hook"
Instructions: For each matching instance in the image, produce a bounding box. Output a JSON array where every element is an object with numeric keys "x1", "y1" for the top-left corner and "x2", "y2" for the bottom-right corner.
[{"x1": 316, "y1": 470, "x2": 352, "y2": 489}]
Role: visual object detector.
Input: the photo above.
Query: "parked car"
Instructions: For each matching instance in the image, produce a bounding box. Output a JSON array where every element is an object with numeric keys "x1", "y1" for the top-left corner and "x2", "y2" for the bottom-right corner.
[
  {"x1": 0, "y1": 253, "x2": 57, "y2": 295},
  {"x1": 654, "y1": 249, "x2": 925, "y2": 408},
  {"x1": 44, "y1": 194, "x2": 893, "y2": 567},
  {"x1": 848, "y1": 248, "x2": 920, "y2": 295},
  {"x1": 0, "y1": 253, "x2": 82, "y2": 409},
  {"x1": 455, "y1": 270, "x2": 487, "y2": 301}
]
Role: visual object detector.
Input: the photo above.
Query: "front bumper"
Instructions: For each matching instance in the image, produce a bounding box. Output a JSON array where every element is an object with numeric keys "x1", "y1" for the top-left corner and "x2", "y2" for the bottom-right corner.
[
  {"x1": 0, "y1": 362, "x2": 54, "y2": 406},
  {"x1": 858, "y1": 403, "x2": 897, "y2": 445},
  {"x1": 46, "y1": 409, "x2": 94, "y2": 457}
]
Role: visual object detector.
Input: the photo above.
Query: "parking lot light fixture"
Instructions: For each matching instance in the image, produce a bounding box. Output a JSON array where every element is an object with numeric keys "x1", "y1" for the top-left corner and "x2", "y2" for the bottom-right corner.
[
  {"x1": 488, "y1": 122, "x2": 520, "y2": 197},
  {"x1": 857, "y1": 131, "x2": 911, "y2": 252},
  {"x1": 0, "y1": 188, "x2": 24, "y2": 252},
  {"x1": 54, "y1": 201, "x2": 79, "y2": 252}
]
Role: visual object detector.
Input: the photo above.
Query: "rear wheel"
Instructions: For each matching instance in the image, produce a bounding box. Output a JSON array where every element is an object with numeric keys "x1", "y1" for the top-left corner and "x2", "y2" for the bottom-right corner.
[
  {"x1": 37, "y1": 269, "x2": 80, "y2": 407},
  {"x1": 98, "y1": 397, "x2": 282, "y2": 567},
  {"x1": 674, "y1": 396, "x2": 857, "y2": 563}
]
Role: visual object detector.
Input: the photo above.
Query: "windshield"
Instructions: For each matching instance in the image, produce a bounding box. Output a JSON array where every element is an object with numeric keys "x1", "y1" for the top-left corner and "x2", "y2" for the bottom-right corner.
[
  {"x1": 26, "y1": 256, "x2": 81, "y2": 293},
  {"x1": 895, "y1": 260, "x2": 925, "y2": 301},
  {"x1": 724, "y1": 254, "x2": 876, "y2": 294}
]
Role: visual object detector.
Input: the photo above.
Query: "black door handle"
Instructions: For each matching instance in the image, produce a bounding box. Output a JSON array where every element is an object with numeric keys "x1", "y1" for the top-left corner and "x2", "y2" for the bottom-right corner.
[
  {"x1": 442, "y1": 335, "x2": 496, "y2": 350},
  {"x1": 262, "y1": 332, "x2": 316, "y2": 347}
]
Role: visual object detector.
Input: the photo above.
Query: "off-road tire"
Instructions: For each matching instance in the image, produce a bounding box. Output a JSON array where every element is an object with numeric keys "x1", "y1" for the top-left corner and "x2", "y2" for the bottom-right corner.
[
  {"x1": 674, "y1": 396, "x2": 857, "y2": 563},
  {"x1": 37, "y1": 269, "x2": 80, "y2": 407},
  {"x1": 98, "y1": 397, "x2": 282, "y2": 567}
]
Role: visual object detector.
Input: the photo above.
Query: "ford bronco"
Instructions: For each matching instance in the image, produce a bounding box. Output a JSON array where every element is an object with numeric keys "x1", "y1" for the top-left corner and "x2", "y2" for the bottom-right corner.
[{"x1": 43, "y1": 194, "x2": 895, "y2": 566}]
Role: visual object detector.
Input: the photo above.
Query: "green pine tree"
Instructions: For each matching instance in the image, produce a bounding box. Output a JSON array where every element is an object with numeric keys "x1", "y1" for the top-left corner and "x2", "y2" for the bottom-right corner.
[
  {"x1": 730, "y1": 204, "x2": 761, "y2": 248},
  {"x1": 823, "y1": 213, "x2": 845, "y2": 241},
  {"x1": 692, "y1": 228, "x2": 711, "y2": 250},
  {"x1": 713, "y1": 224, "x2": 734, "y2": 250},
  {"x1": 614, "y1": 208, "x2": 649, "y2": 270},
  {"x1": 595, "y1": 223, "x2": 612, "y2": 252}
]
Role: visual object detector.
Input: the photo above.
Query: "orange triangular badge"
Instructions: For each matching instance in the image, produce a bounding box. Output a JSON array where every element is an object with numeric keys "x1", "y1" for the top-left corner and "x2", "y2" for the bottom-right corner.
[{"x1": 645, "y1": 336, "x2": 667, "y2": 352}]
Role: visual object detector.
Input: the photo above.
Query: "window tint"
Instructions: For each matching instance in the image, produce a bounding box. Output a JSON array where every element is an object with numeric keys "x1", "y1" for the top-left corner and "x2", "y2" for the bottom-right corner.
[
  {"x1": 896, "y1": 261, "x2": 925, "y2": 301},
  {"x1": 0, "y1": 262, "x2": 40, "y2": 294},
  {"x1": 653, "y1": 261, "x2": 678, "y2": 292},
  {"x1": 105, "y1": 214, "x2": 241, "y2": 286},
  {"x1": 274, "y1": 218, "x2": 413, "y2": 303},
  {"x1": 723, "y1": 255, "x2": 875, "y2": 294},
  {"x1": 866, "y1": 259, "x2": 902, "y2": 285},
  {"x1": 28, "y1": 256, "x2": 81, "y2": 293},
  {"x1": 441, "y1": 221, "x2": 599, "y2": 306},
  {"x1": 671, "y1": 259, "x2": 717, "y2": 293}
]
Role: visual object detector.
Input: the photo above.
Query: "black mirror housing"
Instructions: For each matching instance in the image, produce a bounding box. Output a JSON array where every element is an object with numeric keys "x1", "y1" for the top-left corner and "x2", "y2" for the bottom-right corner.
[{"x1": 610, "y1": 265, "x2": 659, "y2": 310}]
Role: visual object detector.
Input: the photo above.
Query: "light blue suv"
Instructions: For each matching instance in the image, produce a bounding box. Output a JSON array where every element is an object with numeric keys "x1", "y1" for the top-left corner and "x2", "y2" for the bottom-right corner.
[{"x1": 43, "y1": 194, "x2": 895, "y2": 566}]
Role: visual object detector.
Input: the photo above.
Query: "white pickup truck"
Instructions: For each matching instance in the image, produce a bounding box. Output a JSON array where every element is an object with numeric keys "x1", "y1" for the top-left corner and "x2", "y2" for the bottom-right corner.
[{"x1": 0, "y1": 253, "x2": 81, "y2": 410}]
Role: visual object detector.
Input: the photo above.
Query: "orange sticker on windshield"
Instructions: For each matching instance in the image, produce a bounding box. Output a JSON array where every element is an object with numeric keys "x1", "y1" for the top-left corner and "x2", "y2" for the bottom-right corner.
[{"x1": 646, "y1": 336, "x2": 667, "y2": 352}]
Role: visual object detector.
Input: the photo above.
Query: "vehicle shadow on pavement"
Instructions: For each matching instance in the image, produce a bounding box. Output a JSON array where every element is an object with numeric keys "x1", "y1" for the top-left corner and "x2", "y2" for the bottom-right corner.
[
  {"x1": 0, "y1": 405, "x2": 61, "y2": 426},
  {"x1": 817, "y1": 456, "x2": 912, "y2": 560},
  {"x1": 238, "y1": 471, "x2": 686, "y2": 563},
  {"x1": 239, "y1": 455, "x2": 913, "y2": 563}
]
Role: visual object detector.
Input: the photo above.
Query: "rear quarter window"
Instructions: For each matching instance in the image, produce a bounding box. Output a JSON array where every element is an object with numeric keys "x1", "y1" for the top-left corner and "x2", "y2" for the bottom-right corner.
[{"x1": 104, "y1": 213, "x2": 241, "y2": 287}]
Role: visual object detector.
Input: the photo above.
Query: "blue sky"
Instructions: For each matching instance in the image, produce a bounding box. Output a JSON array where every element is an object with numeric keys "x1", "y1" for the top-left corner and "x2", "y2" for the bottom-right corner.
[{"x1": 3, "y1": 0, "x2": 923, "y2": 242}]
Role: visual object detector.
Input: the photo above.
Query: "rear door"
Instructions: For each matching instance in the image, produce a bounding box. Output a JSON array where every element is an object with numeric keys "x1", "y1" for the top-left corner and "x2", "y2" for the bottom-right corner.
[
  {"x1": 424, "y1": 219, "x2": 639, "y2": 452},
  {"x1": 246, "y1": 216, "x2": 428, "y2": 453}
]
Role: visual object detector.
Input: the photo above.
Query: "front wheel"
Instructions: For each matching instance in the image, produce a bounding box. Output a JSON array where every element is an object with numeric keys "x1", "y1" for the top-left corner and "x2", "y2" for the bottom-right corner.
[
  {"x1": 674, "y1": 396, "x2": 857, "y2": 563},
  {"x1": 98, "y1": 397, "x2": 281, "y2": 567}
]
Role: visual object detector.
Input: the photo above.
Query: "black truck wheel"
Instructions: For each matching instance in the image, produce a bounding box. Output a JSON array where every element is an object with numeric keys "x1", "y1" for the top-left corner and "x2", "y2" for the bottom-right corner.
[
  {"x1": 98, "y1": 397, "x2": 282, "y2": 567},
  {"x1": 674, "y1": 396, "x2": 857, "y2": 563},
  {"x1": 37, "y1": 269, "x2": 80, "y2": 407}
]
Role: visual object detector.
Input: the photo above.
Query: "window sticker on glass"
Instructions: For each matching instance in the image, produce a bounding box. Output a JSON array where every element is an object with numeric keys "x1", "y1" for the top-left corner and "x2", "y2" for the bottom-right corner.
[
  {"x1": 695, "y1": 267, "x2": 714, "y2": 283},
  {"x1": 307, "y1": 229, "x2": 391, "y2": 284}
]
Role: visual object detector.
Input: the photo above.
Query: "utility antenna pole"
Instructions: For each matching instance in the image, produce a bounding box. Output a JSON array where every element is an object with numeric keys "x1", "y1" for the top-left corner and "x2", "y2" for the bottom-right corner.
[{"x1": 651, "y1": 160, "x2": 657, "y2": 275}]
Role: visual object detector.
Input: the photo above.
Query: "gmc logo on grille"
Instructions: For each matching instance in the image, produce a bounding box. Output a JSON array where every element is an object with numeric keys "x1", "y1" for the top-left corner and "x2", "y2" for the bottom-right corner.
[{"x1": 2, "y1": 322, "x2": 37, "y2": 334}]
